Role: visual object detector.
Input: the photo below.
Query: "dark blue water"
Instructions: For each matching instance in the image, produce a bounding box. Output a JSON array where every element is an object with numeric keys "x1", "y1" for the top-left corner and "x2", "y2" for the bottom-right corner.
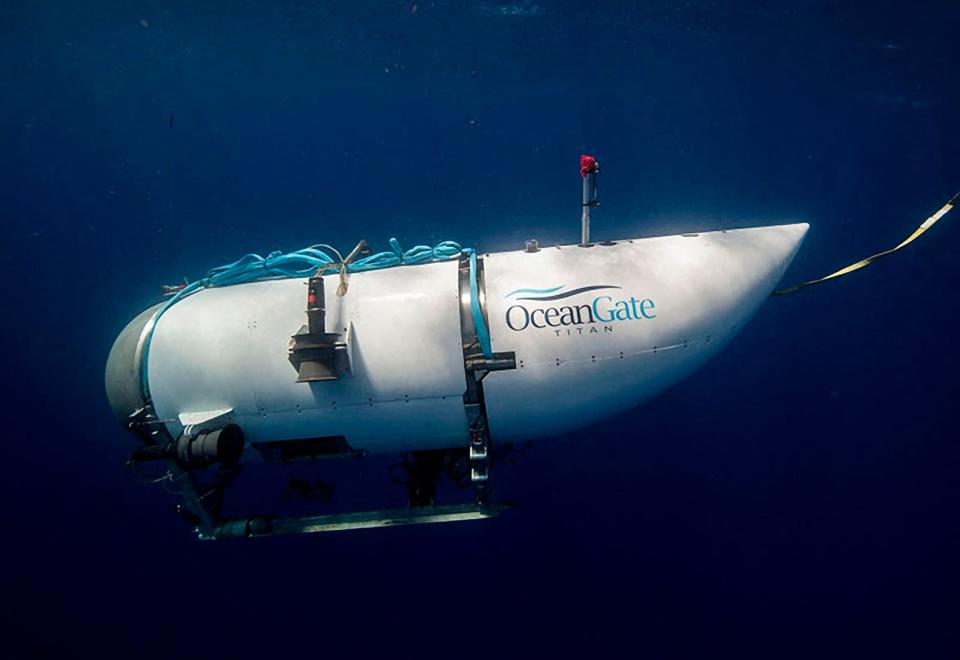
[{"x1": 3, "y1": 2, "x2": 959, "y2": 657}]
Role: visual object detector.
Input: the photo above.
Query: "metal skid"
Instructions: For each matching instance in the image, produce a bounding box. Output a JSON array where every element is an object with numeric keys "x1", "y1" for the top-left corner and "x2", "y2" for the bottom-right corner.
[
  {"x1": 206, "y1": 503, "x2": 505, "y2": 540},
  {"x1": 170, "y1": 444, "x2": 506, "y2": 541}
]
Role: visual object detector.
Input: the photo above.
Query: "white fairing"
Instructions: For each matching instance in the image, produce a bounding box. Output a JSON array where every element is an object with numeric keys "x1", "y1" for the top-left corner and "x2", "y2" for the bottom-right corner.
[
  {"x1": 144, "y1": 223, "x2": 807, "y2": 454},
  {"x1": 481, "y1": 223, "x2": 808, "y2": 441}
]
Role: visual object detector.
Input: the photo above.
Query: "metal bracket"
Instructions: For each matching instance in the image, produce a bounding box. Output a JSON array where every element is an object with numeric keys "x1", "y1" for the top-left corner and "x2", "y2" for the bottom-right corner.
[{"x1": 178, "y1": 408, "x2": 233, "y2": 427}]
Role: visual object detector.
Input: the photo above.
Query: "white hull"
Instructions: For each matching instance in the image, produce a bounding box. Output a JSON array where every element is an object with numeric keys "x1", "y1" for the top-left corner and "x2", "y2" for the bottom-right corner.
[{"x1": 111, "y1": 223, "x2": 808, "y2": 456}]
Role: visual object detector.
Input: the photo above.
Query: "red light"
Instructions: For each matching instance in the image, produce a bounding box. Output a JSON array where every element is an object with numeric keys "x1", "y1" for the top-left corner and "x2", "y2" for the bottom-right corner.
[{"x1": 580, "y1": 154, "x2": 599, "y2": 177}]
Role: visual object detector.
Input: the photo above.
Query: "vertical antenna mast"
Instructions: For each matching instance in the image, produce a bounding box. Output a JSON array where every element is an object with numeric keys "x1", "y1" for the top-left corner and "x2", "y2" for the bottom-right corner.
[{"x1": 580, "y1": 154, "x2": 600, "y2": 246}]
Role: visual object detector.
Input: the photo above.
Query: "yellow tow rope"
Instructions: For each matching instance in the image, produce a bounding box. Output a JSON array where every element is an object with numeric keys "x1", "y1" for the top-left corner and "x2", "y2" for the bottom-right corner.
[{"x1": 774, "y1": 191, "x2": 960, "y2": 295}]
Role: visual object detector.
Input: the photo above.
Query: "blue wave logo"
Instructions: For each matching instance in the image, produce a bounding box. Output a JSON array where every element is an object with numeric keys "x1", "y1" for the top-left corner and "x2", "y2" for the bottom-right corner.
[{"x1": 504, "y1": 284, "x2": 621, "y2": 302}]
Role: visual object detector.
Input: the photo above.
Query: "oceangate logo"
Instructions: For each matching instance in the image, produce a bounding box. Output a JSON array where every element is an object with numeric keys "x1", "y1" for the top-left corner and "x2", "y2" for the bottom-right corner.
[{"x1": 503, "y1": 285, "x2": 656, "y2": 336}]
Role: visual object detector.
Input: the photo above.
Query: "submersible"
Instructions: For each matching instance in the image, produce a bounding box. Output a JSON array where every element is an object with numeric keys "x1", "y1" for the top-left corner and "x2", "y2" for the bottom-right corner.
[{"x1": 105, "y1": 157, "x2": 809, "y2": 539}]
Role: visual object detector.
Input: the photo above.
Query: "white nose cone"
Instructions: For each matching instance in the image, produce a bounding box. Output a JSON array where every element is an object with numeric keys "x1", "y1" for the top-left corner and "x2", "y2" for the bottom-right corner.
[{"x1": 480, "y1": 223, "x2": 809, "y2": 441}]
